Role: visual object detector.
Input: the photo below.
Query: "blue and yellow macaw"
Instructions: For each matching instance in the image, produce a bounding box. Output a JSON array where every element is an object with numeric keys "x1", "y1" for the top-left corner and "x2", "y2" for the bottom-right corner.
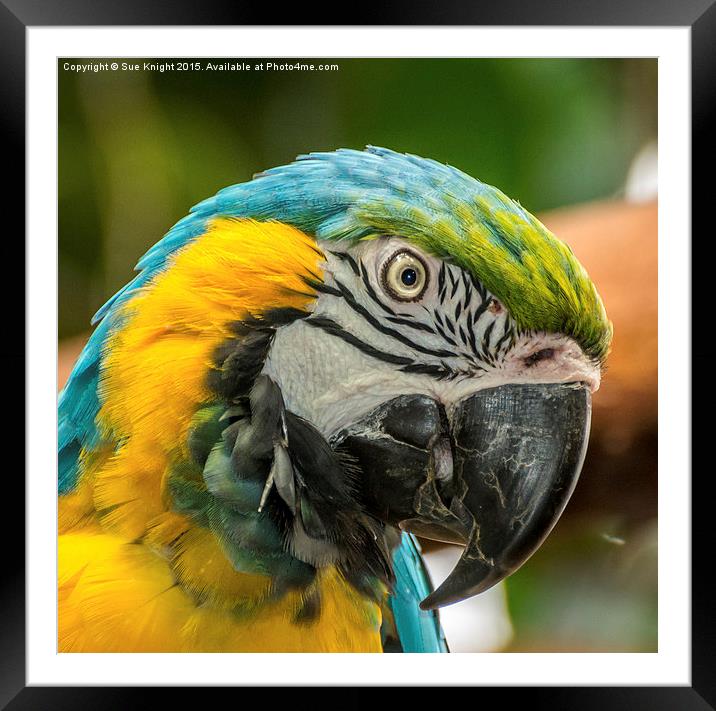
[{"x1": 58, "y1": 147, "x2": 611, "y2": 652}]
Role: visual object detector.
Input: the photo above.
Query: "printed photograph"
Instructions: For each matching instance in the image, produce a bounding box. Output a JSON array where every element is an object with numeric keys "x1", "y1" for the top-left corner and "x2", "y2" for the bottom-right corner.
[{"x1": 58, "y1": 57, "x2": 657, "y2": 653}]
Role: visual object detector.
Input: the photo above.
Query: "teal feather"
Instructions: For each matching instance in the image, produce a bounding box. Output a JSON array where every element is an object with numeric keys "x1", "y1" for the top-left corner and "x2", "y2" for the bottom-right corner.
[{"x1": 388, "y1": 534, "x2": 448, "y2": 653}]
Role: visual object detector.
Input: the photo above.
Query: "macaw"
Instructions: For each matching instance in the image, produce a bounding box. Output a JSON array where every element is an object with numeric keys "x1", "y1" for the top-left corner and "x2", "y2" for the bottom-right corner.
[{"x1": 58, "y1": 146, "x2": 611, "y2": 653}]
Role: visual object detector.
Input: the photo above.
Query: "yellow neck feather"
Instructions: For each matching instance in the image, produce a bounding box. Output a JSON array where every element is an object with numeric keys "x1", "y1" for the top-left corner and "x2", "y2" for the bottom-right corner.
[{"x1": 59, "y1": 218, "x2": 384, "y2": 651}]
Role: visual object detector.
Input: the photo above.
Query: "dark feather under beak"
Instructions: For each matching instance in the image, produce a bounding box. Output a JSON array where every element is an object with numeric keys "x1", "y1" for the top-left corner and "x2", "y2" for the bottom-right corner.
[{"x1": 332, "y1": 382, "x2": 591, "y2": 609}]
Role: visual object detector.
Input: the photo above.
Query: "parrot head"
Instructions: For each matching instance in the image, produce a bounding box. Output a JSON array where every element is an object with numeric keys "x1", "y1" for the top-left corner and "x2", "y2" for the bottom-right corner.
[
  {"x1": 64, "y1": 147, "x2": 612, "y2": 617},
  {"x1": 210, "y1": 147, "x2": 611, "y2": 609}
]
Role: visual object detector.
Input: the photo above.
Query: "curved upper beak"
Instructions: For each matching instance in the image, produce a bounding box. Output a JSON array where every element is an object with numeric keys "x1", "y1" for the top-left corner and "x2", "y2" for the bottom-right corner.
[{"x1": 332, "y1": 382, "x2": 592, "y2": 609}]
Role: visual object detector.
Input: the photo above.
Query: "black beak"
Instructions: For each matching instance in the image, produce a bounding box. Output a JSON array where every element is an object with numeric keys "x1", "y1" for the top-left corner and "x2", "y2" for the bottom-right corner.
[{"x1": 332, "y1": 382, "x2": 591, "y2": 609}]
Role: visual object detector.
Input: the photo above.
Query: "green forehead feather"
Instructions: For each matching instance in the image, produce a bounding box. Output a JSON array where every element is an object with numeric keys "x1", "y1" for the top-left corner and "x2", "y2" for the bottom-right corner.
[
  {"x1": 142, "y1": 146, "x2": 612, "y2": 362},
  {"x1": 354, "y1": 181, "x2": 612, "y2": 362}
]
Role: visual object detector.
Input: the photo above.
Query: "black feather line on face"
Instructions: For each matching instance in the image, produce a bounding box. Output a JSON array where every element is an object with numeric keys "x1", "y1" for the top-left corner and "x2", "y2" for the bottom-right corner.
[
  {"x1": 310, "y1": 271, "x2": 458, "y2": 361},
  {"x1": 358, "y1": 261, "x2": 398, "y2": 317},
  {"x1": 308, "y1": 280, "x2": 343, "y2": 298},
  {"x1": 471, "y1": 272, "x2": 487, "y2": 302},
  {"x1": 305, "y1": 314, "x2": 485, "y2": 384},
  {"x1": 332, "y1": 277, "x2": 459, "y2": 359},
  {"x1": 458, "y1": 323, "x2": 468, "y2": 347},
  {"x1": 462, "y1": 272, "x2": 473, "y2": 310},
  {"x1": 328, "y1": 249, "x2": 361, "y2": 277},
  {"x1": 494, "y1": 323, "x2": 513, "y2": 356},
  {"x1": 449, "y1": 271, "x2": 460, "y2": 300},
  {"x1": 471, "y1": 295, "x2": 493, "y2": 326},
  {"x1": 434, "y1": 321, "x2": 459, "y2": 348},
  {"x1": 481, "y1": 320, "x2": 496, "y2": 361},
  {"x1": 305, "y1": 316, "x2": 416, "y2": 367},
  {"x1": 385, "y1": 315, "x2": 436, "y2": 334},
  {"x1": 400, "y1": 362, "x2": 458, "y2": 380},
  {"x1": 461, "y1": 297, "x2": 494, "y2": 363},
  {"x1": 442, "y1": 315, "x2": 456, "y2": 336},
  {"x1": 466, "y1": 315, "x2": 480, "y2": 358},
  {"x1": 327, "y1": 250, "x2": 512, "y2": 375}
]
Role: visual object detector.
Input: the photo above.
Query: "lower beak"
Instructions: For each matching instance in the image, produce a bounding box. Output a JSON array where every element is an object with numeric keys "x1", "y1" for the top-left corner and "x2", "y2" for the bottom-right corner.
[{"x1": 332, "y1": 382, "x2": 592, "y2": 609}]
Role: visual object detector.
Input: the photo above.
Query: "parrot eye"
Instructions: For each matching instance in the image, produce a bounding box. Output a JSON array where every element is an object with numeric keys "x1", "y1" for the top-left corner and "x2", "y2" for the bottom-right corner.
[{"x1": 381, "y1": 250, "x2": 429, "y2": 302}]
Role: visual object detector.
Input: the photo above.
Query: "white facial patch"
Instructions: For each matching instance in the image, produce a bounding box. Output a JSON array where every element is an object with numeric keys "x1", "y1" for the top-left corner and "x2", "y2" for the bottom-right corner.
[{"x1": 262, "y1": 236, "x2": 600, "y2": 438}]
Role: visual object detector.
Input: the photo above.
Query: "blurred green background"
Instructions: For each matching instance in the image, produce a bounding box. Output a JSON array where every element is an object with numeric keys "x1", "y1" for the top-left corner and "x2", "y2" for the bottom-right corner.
[{"x1": 58, "y1": 57, "x2": 657, "y2": 652}]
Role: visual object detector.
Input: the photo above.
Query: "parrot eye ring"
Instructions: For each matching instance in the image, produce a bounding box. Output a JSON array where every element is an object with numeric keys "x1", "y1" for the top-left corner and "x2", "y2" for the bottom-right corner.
[{"x1": 381, "y1": 249, "x2": 429, "y2": 302}]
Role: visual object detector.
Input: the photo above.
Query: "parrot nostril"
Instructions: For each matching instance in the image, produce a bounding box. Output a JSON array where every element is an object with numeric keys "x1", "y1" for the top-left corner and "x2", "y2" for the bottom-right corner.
[{"x1": 524, "y1": 348, "x2": 555, "y2": 367}]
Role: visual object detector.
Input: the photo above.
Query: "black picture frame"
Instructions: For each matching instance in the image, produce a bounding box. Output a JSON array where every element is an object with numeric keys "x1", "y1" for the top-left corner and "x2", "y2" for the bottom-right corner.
[{"x1": 6, "y1": 1, "x2": 712, "y2": 707}]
